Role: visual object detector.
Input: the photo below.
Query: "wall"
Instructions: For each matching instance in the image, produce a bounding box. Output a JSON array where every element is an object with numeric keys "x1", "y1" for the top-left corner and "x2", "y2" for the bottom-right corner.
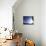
[
  {"x1": 13, "y1": 0, "x2": 41, "y2": 46},
  {"x1": 0, "y1": 0, "x2": 16, "y2": 30},
  {"x1": 41, "y1": 0, "x2": 46, "y2": 46},
  {"x1": 0, "y1": 0, "x2": 46, "y2": 46}
]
